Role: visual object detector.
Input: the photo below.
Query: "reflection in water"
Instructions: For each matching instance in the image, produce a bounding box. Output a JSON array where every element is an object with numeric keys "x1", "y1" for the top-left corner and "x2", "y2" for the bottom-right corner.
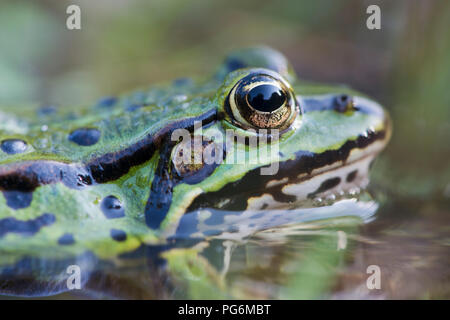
[
  {"x1": 1, "y1": 192, "x2": 449, "y2": 299},
  {"x1": 0, "y1": 195, "x2": 373, "y2": 298}
]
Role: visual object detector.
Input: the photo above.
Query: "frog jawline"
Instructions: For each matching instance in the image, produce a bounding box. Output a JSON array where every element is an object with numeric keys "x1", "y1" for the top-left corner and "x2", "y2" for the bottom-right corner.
[
  {"x1": 186, "y1": 128, "x2": 387, "y2": 214},
  {"x1": 252, "y1": 150, "x2": 377, "y2": 210}
]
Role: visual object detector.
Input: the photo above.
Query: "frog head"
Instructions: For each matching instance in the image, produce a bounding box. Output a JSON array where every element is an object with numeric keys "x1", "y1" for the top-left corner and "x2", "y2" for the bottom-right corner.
[
  {"x1": 0, "y1": 47, "x2": 391, "y2": 273},
  {"x1": 162, "y1": 47, "x2": 391, "y2": 234}
]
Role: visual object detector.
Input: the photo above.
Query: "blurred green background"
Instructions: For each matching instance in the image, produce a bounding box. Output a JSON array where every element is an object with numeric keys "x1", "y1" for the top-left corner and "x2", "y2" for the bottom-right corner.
[
  {"x1": 0, "y1": 0, "x2": 449, "y2": 194},
  {"x1": 0, "y1": 0, "x2": 449, "y2": 299}
]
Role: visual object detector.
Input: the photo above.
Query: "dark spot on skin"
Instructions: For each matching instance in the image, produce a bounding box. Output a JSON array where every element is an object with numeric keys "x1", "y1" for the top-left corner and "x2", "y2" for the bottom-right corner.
[
  {"x1": 0, "y1": 213, "x2": 55, "y2": 238},
  {"x1": 173, "y1": 77, "x2": 192, "y2": 87},
  {"x1": 346, "y1": 170, "x2": 358, "y2": 183},
  {"x1": 125, "y1": 103, "x2": 142, "y2": 112},
  {"x1": 58, "y1": 233, "x2": 75, "y2": 245},
  {"x1": 68, "y1": 128, "x2": 101, "y2": 146},
  {"x1": 37, "y1": 105, "x2": 57, "y2": 116},
  {"x1": 101, "y1": 196, "x2": 125, "y2": 219},
  {"x1": 96, "y1": 96, "x2": 117, "y2": 108},
  {"x1": 308, "y1": 177, "x2": 341, "y2": 198},
  {"x1": 1, "y1": 139, "x2": 28, "y2": 155},
  {"x1": 2, "y1": 191, "x2": 33, "y2": 210},
  {"x1": 110, "y1": 229, "x2": 127, "y2": 242},
  {"x1": 145, "y1": 138, "x2": 176, "y2": 229}
]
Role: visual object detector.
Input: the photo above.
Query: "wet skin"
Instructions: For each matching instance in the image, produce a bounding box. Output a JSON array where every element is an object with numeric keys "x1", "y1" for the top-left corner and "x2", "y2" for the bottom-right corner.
[{"x1": 0, "y1": 47, "x2": 391, "y2": 289}]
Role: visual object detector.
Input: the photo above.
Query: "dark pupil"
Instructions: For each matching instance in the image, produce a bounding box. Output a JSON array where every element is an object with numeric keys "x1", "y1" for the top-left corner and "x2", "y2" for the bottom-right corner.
[{"x1": 247, "y1": 84, "x2": 286, "y2": 112}]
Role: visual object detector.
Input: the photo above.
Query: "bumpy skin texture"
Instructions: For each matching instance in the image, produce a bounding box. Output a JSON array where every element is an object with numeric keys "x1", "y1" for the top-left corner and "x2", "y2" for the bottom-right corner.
[{"x1": 0, "y1": 47, "x2": 390, "y2": 270}]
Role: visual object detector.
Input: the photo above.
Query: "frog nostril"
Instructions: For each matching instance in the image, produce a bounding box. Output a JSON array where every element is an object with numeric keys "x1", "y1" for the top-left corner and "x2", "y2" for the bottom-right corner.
[{"x1": 334, "y1": 94, "x2": 354, "y2": 112}]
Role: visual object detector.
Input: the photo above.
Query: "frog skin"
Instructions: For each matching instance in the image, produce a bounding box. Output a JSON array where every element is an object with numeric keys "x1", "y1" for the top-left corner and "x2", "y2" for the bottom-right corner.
[{"x1": 0, "y1": 47, "x2": 391, "y2": 295}]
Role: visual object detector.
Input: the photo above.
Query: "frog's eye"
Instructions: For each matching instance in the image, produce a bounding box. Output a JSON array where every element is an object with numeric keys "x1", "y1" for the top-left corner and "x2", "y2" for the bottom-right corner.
[{"x1": 226, "y1": 71, "x2": 299, "y2": 130}]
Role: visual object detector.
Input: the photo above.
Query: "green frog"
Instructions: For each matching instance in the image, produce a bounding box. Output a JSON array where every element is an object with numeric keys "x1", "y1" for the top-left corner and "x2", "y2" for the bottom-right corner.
[{"x1": 0, "y1": 47, "x2": 391, "y2": 297}]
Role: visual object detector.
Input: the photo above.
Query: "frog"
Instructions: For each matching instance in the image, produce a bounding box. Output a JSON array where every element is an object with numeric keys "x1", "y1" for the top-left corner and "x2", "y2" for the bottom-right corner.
[{"x1": 0, "y1": 47, "x2": 391, "y2": 297}]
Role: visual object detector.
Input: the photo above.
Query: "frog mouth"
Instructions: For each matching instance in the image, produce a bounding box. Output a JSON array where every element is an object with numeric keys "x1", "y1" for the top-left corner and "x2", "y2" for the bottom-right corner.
[
  {"x1": 186, "y1": 126, "x2": 389, "y2": 213},
  {"x1": 243, "y1": 137, "x2": 388, "y2": 211},
  {"x1": 254, "y1": 112, "x2": 392, "y2": 208}
]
